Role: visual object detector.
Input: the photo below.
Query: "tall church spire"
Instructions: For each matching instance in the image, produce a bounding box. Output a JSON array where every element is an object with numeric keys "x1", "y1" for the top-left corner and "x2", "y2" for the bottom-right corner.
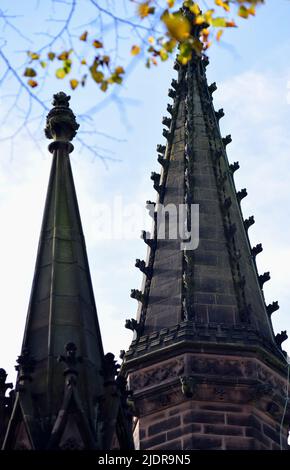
[
  {"x1": 123, "y1": 14, "x2": 290, "y2": 450},
  {"x1": 1, "y1": 92, "x2": 134, "y2": 450}
]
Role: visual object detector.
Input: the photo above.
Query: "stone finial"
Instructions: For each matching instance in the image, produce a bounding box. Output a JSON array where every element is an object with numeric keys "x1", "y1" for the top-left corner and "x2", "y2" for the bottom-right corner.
[{"x1": 45, "y1": 91, "x2": 79, "y2": 143}]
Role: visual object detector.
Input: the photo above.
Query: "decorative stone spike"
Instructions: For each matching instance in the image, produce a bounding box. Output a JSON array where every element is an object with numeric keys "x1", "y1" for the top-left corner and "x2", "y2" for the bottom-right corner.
[
  {"x1": 215, "y1": 108, "x2": 224, "y2": 121},
  {"x1": 151, "y1": 172, "x2": 162, "y2": 194},
  {"x1": 125, "y1": 318, "x2": 141, "y2": 336},
  {"x1": 266, "y1": 301, "x2": 279, "y2": 317},
  {"x1": 237, "y1": 188, "x2": 248, "y2": 203},
  {"x1": 162, "y1": 116, "x2": 172, "y2": 128},
  {"x1": 167, "y1": 104, "x2": 173, "y2": 115},
  {"x1": 222, "y1": 135, "x2": 232, "y2": 146},
  {"x1": 223, "y1": 197, "x2": 232, "y2": 212},
  {"x1": 208, "y1": 82, "x2": 217, "y2": 94},
  {"x1": 173, "y1": 60, "x2": 180, "y2": 71},
  {"x1": 130, "y1": 289, "x2": 145, "y2": 304},
  {"x1": 168, "y1": 88, "x2": 176, "y2": 99},
  {"x1": 229, "y1": 161, "x2": 240, "y2": 174},
  {"x1": 162, "y1": 128, "x2": 171, "y2": 140},
  {"x1": 258, "y1": 272, "x2": 271, "y2": 289},
  {"x1": 141, "y1": 230, "x2": 156, "y2": 249},
  {"x1": 135, "y1": 259, "x2": 153, "y2": 280},
  {"x1": 157, "y1": 144, "x2": 166, "y2": 154},
  {"x1": 251, "y1": 243, "x2": 263, "y2": 259},
  {"x1": 275, "y1": 331, "x2": 288, "y2": 349},
  {"x1": 0, "y1": 369, "x2": 13, "y2": 399},
  {"x1": 202, "y1": 56, "x2": 209, "y2": 67},
  {"x1": 15, "y1": 348, "x2": 36, "y2": 384},
  {"x1": 225, "y1": 223, "x2": 237, "y2": 240},
  {"x1": 171, "y1": 79, "x2": 178, "y2": 90},
  {"x1": 244, "y1": 216, "x2": 255, "y2": 232},
  {"x1": 146, "y1": 201, "x2": 156, "y2": 219},
  {"x1": 158, "y1": 155, "x2": 169, "y2": 169},
  {"x1": 119, "y1": 350, "x2": 125, "y2": 359}
]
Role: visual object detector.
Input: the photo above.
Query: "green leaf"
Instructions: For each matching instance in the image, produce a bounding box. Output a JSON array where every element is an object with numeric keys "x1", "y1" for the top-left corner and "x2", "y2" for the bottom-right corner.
[{"x1": 211, "y1": 17, "x2": 227, "y2": 27}]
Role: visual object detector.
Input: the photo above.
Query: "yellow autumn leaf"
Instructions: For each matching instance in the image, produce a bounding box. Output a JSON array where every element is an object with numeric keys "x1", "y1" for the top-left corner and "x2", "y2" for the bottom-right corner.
[
  {"x1": 93, "y1": 40, "x2": 103, "y2": 49},
  {"x1": 55, "y1": 68, "x2": 66, "y2": 79},
  {"x1": 70, "y1": 79, "x2": 79, "y2": 90},
  {"x1": 211, "y1": 17, "x2": 227, "y2": 28},
  {"x1": 162, "y1": 11, "x2": 191, "y2": 42},
  {"x1": 159, "y1": 49, "x2": 169, "y2": 61},
  {"x1": 40, "y1": 61, "x2": 47, "y2": 68},
  {"x1": 225, "y1": 20, "x2": 236, "y2": 28},
  {"x1": 187, "y1": 2, "x2": 201, "y2": 16},
  {"x1": 27, "y1": 51, "x2": 40, "y2": 60},
  {"x1": 58, "y1": 51, "x2": 70, "y2": 60},
  {"x1": 167, "y1": 0, "x2": 175, "y2": 7},
  {"x1": 81, "y1": 58, "x2": 87, "y2": 65},
  {"x1": 131, "y1": 45, "x2": 141, "y2": 56},
  {"x1": 148, "y1": 36, "x2": 155, "y2": 44},
  {"x1": 79, "y1": 31, "x2": 88, "y2": 41},
  {"x1": 115, "y1": 66, "x2": 125, "y2": 75},
  {"x1": 215, "y1": 0, "x2": 230, "y2": 12},
  {"x1": 90, "y1": 59, "x2": 104, "y2": 83},
  {"x1": 27, "y1": 79, "x2": 38, "y2": 88},
  {"x1": 177, "y1": 40, "x2": 195, "y2": 64},
  {"x1": 238, "y1": 6, "x2": 249, "y2": 19},
  {"x1": 23, "y1": 67, "x2": 37, "y2": 77},
  {"x1": 216, "y1": 29, "x2": 223, "y2": 41},
  {"x1": 101, "y1": 81, "x2": 108, "y2": 92},
  {"x1": 194, "y1": 14, "x2": 205, "y2": 25},
  {"x1": 48, "y1": 52, "x2": 55, "y2": 61},
  {"x1": 204, "y1": 9, "x2": 215, "y2": 24},
  {"x1": 248, "y1": 6, "x2": 256, "y2": 16},
  {"x1": 137, "y1": 2, "x2": 155, "y2": 19},
  {"x1": 102, "y1": 55, "x2": 110, "y2": 65}
]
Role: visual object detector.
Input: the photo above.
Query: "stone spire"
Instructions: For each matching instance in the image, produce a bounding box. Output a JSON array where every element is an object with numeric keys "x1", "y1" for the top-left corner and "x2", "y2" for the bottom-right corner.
[
  {"x1": 123, "y1": 21, "x2": 290, "y2": 449},
  {"x1": 1, "y1": 92, "x2": 134, "y2": 450}
]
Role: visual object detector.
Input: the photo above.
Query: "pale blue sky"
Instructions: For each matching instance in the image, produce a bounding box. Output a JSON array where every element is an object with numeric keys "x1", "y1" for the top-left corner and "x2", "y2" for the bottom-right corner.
[{"x1": 0, "y1": 0, "x2": 290, "y2": 380}]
